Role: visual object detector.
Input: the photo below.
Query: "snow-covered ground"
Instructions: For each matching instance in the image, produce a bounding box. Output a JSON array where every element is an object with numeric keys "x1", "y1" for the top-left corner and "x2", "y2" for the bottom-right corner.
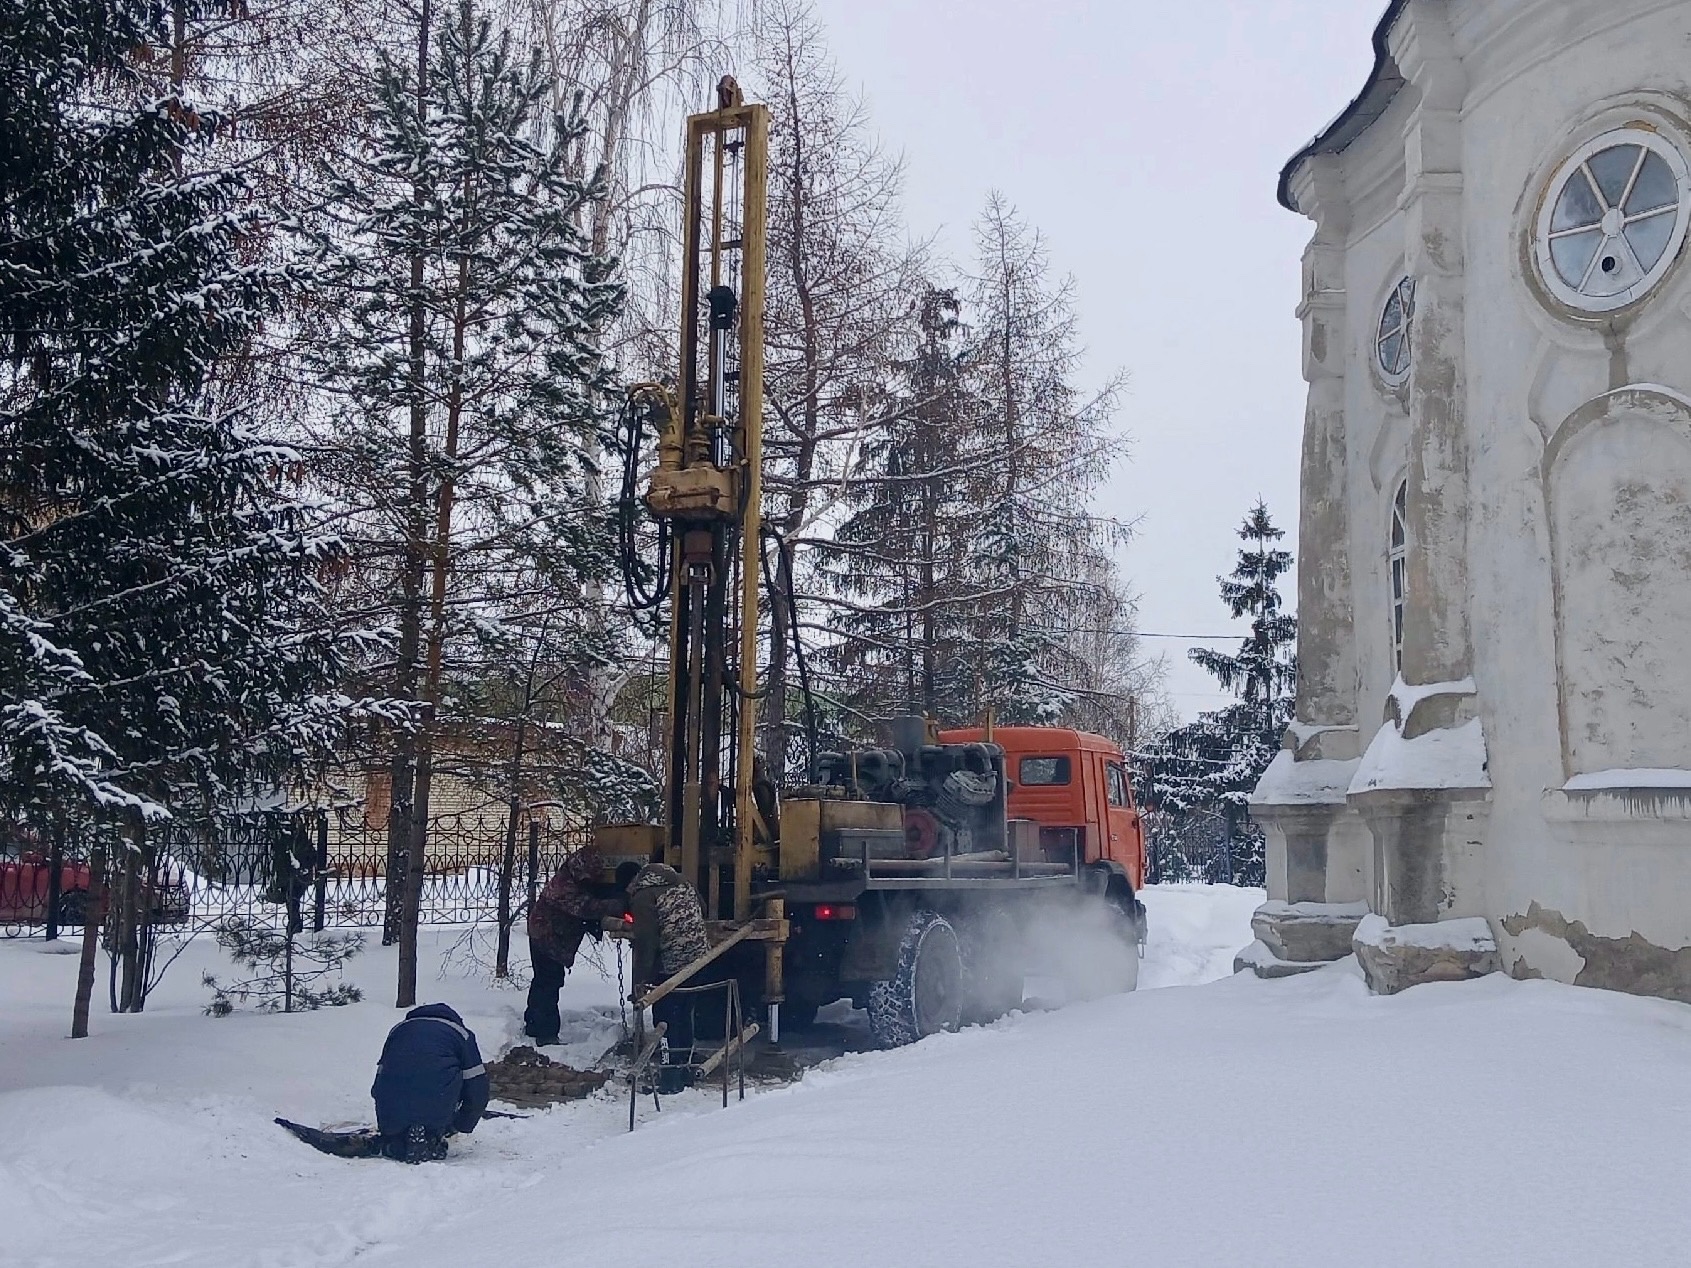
[{"x1": 5, "y1": 886, "x2": 1691, "y2": 1267}]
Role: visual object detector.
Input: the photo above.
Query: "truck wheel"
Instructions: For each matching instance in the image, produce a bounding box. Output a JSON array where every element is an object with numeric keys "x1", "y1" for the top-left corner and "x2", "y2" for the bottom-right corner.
[
  {"x1": 1097, "y1": 893, "x2": 1141, "y2": 995},
  {"x1": 1057, "y1": 893, "x2": 1140, "y2": 1001},
  {"x1": 958, "y1": 913, "x2": 1023, "y2": 1024},
  {"x1": 868, "y1": 910, "x2": 964, "y2": 1047},
  {"x1": 55, "y1": 890, "x2": 88, "y2": 926}
]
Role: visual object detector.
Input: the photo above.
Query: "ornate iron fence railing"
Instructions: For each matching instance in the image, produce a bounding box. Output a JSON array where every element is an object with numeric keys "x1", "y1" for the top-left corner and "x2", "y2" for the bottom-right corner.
[{"x1": 0, "y1": 809, "x2": 594, "y2": 940}]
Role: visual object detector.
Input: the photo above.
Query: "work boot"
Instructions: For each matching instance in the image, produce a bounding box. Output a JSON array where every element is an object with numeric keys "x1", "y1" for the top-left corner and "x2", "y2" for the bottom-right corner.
[{"x1": 402, "y1": 1124, "x2": 446, "y2": 1164}]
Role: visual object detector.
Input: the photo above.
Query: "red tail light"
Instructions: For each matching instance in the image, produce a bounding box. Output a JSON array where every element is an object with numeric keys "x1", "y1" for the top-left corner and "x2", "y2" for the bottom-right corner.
[{"x1": 813, "y1": 903, "x2": 857, "y2": 921}]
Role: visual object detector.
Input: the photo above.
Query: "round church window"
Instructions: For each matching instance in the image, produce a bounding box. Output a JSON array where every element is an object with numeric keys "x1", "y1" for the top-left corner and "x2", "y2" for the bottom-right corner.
[
  {"x1": 1376, "y1": 277, "x2": 1414, "y2": 383},
  {"x1": 1535, "y1": 128, "x2": 1691, "y2": 313}
]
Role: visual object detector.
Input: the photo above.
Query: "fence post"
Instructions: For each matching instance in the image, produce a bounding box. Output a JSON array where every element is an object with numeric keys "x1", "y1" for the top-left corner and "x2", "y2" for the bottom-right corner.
[
  {"x1": 526, "y1": 820, "x2": 540, "y2": 908},
  {"x1": 44, "y1": 819, "x2": 64, "y2": 941},
  {"x1": 313, "y1": 811, "x2": 329, "y2": 933},
  {"x1": 1220, "y1": 808, "x2": 1235, "y2": 886}
]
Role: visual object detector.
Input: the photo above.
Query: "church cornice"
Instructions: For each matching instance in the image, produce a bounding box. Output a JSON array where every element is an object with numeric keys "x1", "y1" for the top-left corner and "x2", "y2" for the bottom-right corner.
[{"x1": 1278, "y1": 0, "x2": 1409, "y2": 214}]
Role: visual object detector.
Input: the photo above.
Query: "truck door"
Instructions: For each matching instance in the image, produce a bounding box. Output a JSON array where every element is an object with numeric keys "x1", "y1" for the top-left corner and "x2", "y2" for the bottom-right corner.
[{"x1": 1103, "y1": 759, "x2": 1139, "y2": 883}]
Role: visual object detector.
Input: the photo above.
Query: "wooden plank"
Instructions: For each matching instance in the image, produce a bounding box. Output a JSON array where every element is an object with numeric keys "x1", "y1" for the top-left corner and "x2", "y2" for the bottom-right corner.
[
  {"x1": 636, "y1": 920, "x2": 759, "y2": 1008},
  {"x1": 697, "y1": 1022, "x2": 760, "y2": 1078}
]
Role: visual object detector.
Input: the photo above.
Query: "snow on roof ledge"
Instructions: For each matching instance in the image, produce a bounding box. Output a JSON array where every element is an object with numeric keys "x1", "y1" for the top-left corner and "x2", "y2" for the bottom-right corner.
[
  {"x1": 1354, "y1": 913, "x2": 1497, "y2": 953},
  {"x1": 1349, "y1": 717, "x2": 1490, "y2": 796},
  {"x1": 1564, "y1": 769, "x2": 1691, "y2": 792},
  {"x1": 1252, "y1": 750, "x2": 1360, "y2": 807}
]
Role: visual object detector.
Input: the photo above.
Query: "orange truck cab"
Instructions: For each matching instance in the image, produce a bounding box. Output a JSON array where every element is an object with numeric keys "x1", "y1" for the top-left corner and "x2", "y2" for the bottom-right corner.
[{"x1": 942, "y1": 726, "x2": 1146, "y2": 892}]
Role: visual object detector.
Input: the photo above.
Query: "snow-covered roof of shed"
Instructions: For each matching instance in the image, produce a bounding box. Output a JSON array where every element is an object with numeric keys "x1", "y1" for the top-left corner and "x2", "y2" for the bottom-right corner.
[{"x1": 1277, "y1": 0, "x2": 1408, "y2": 214}]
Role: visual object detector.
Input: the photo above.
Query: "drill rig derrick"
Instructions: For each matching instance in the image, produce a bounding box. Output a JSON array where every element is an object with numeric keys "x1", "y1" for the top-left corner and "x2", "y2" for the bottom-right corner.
[
  {"x1": 633, "y1": 83, "x2": 769, "y2": 933},
  {"x1": 612, "y1": 83, "x2": 1144, "y2": 1063}
]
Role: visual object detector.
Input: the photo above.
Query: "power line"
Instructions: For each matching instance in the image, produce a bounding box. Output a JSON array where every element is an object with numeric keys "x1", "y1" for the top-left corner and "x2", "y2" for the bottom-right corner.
[{"x1": 1023, "y1": 624, "x2": 1243, "y2": 641}]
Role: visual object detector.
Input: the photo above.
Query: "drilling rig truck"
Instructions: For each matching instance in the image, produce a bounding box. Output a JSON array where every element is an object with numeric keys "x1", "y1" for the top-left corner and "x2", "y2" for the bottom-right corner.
[{"x1": 598, "y1": 81, "x2": 1147, "y2": 1048}]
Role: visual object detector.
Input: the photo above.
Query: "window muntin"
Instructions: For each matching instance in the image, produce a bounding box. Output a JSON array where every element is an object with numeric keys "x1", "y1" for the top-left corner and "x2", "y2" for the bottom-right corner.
[
  {"x1": 1105, "y1": 763, "x2": 1129, "y2": 808},
  {"x1": 1019, "y1": 756, "x2": 1071, "y2": 786},
  {"x1": 1390, "y1": 480, "x2": 1408, "y2": 673},
  {"x1": 1376, "y1": 277, "x2": 1414, "y2": 382},
  {"x1": 1535, "y1": 128, "x2": 1691, "y2": 312}
]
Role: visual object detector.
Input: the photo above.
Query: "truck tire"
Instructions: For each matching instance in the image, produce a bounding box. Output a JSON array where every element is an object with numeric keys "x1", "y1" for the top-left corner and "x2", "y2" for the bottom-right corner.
[
  {"x1": 1098, "y1": 892, "x2": 1142, "y2": 995},
  {"x1": 958, "y1": 911, "x2": 1024, "y2": 1024},
  {"x1": 1058, "y1": 893, "x2": 1140, "y2": 1001},
  {"x1": 868, "y1": 910, "x2": 964, "y2": 1047}
]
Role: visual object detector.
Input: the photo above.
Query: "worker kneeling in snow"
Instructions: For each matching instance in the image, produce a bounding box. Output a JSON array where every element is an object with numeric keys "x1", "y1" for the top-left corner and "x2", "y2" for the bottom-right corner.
[
  {"x1": 371, "y1": 1003, "x2": 490, "y2": 1163},
  {"x1": 628, "y1": 862, "x2": 712, "y2": 1092}
]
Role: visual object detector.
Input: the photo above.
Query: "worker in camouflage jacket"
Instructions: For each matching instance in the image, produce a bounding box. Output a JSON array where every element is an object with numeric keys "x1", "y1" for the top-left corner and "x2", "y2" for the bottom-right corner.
[
  {"x1": 524, "y1": 848, "x2": 625, "y2": 1045},
  {"x1": 627, "y1": 861, "x2": 712, "y2": 1076}
]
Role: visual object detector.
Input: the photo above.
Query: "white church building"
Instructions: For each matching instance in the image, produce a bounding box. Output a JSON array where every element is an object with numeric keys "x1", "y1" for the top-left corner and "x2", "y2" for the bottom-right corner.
[{"x1": 1249, "y1": 0, "x2": 1691, "y2": 998}]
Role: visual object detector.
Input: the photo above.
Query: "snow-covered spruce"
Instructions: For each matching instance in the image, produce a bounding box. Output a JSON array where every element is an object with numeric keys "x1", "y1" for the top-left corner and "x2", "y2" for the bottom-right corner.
[
  {"x1": 1138, "y1": 500, "x2": 1297, "y2": 886},
  {"x1": 0, "y1": 0, "x2": 348, "y2": 1018}
]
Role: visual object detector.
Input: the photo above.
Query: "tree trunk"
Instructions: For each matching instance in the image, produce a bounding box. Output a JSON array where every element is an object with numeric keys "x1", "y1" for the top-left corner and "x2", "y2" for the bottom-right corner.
[
  {"x1": 113, "y1": 837, "x2": 140, "y2": 1014},
  {"x1": 494, "y1": 718, "x2": 528, "y2": 978},
  {"x1": 388, "y1": 0, "x2": 433, "y2": 951},
  {"x1": 129, "y1": 832, "x2": 157, "y2": 1013},
  {"x1": 397, "y1": 742, "x2": 432, "y2": 1007},
  {"x1": 400, "y1": 16, "x2": 473, "y2": 1005},
  {"x1": 70, "y1": 842, "x2": 106, "y2": 1039}
]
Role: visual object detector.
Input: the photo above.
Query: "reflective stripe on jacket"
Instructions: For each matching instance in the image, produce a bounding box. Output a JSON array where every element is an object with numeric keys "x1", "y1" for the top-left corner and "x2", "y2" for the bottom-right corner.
[{"x1": 370, "y1": 1003, "x2": 490, "y2": 1135}]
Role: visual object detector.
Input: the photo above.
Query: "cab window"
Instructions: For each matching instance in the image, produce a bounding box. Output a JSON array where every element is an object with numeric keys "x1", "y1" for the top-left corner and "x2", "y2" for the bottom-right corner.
[
  {"x1": 1019, "y1": 756, "x2": 1071, "y2": 786},
  {"x1": 1106, "y1": 763, "x2": 1129, "y2": 807}
]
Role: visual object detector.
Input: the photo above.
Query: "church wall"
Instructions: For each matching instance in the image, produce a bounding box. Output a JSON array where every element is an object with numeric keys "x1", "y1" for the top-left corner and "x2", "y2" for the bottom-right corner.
[{"x1": 1270, "y1": 0, "x2": 1691, "y2": 997}]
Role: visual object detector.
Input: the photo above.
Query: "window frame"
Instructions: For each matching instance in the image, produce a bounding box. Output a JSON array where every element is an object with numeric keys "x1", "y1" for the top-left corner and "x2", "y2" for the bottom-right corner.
[
  {"x1": 1389, "y1": 479, "x2": 1408, "y2": 674},
  {"x1": 1375, "y1": 276, "x2": 1415, "y2": 384},
  {"x1": 1533, "y1": 126, "x2": 1691, "y2": 314},
  {"x1": 1105, "y1": 762, "x2": 1130, "y2": 808},
  {"x1": 1018, "y1": 755, "x2": 1072, "y2": 787}
]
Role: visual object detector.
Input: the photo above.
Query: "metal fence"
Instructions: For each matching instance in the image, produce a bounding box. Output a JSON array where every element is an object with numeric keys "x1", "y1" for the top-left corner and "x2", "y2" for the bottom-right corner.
[
  {"x1": 1143, "y1": 809, "x2": 1267, "y2": 888},
  {"x1": 0, "y1": 808, "x2": 593, "y2": 940}
]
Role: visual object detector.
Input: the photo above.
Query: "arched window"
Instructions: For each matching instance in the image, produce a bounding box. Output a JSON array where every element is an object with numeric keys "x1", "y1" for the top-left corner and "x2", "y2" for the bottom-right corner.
[{"x1": 1389, "y1": 480, "x2": 1408, "y2": 673}]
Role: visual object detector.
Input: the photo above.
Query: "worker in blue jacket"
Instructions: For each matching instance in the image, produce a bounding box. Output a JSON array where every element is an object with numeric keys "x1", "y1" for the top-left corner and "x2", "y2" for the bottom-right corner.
[{"x1": 370, "y1": 1002, "x2": 490, "y2": 1163}]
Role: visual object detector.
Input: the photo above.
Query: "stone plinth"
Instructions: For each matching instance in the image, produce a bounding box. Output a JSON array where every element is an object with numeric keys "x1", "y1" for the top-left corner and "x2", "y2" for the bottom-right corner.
[
  {"x1": 1352, "y1": 913, "x2": 1501, "y2": 995},
  {"x1": 1236, "y1": 900, "x2": 1370, "y2": 980},
  {"x1": 1254, "y1": 900, "x2": 1369, "y2": 961},
  {"x1": 1234, "y1": 938, "x2": 1325, "y2": 978}
]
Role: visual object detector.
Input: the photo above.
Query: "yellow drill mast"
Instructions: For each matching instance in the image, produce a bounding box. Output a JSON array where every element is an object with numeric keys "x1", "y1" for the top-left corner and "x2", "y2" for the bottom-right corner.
[{"x1": 632, "y1": 81, "x2": 769, "y2": 926}]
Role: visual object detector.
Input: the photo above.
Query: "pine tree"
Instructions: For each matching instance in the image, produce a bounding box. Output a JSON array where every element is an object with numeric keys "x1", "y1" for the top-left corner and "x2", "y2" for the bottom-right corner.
[
  {"x1": 1141, "y1": 500, "x2": 1296, "y2": 885},
  {"x1": 963, "y1": 193, "x2": 1127, "y2": 725},
  {"x1": 1, "y1": 0, "x2": 347, "y2": 1017},
  {"x1": 309, "y1": 0, "x2": 624, "y2": 1004}
]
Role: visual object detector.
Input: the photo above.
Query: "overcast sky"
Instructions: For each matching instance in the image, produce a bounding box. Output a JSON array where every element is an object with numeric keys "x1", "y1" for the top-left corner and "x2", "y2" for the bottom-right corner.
[{"x1": 808, "y1": 0, "x2": 1385, "y2": 719}]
